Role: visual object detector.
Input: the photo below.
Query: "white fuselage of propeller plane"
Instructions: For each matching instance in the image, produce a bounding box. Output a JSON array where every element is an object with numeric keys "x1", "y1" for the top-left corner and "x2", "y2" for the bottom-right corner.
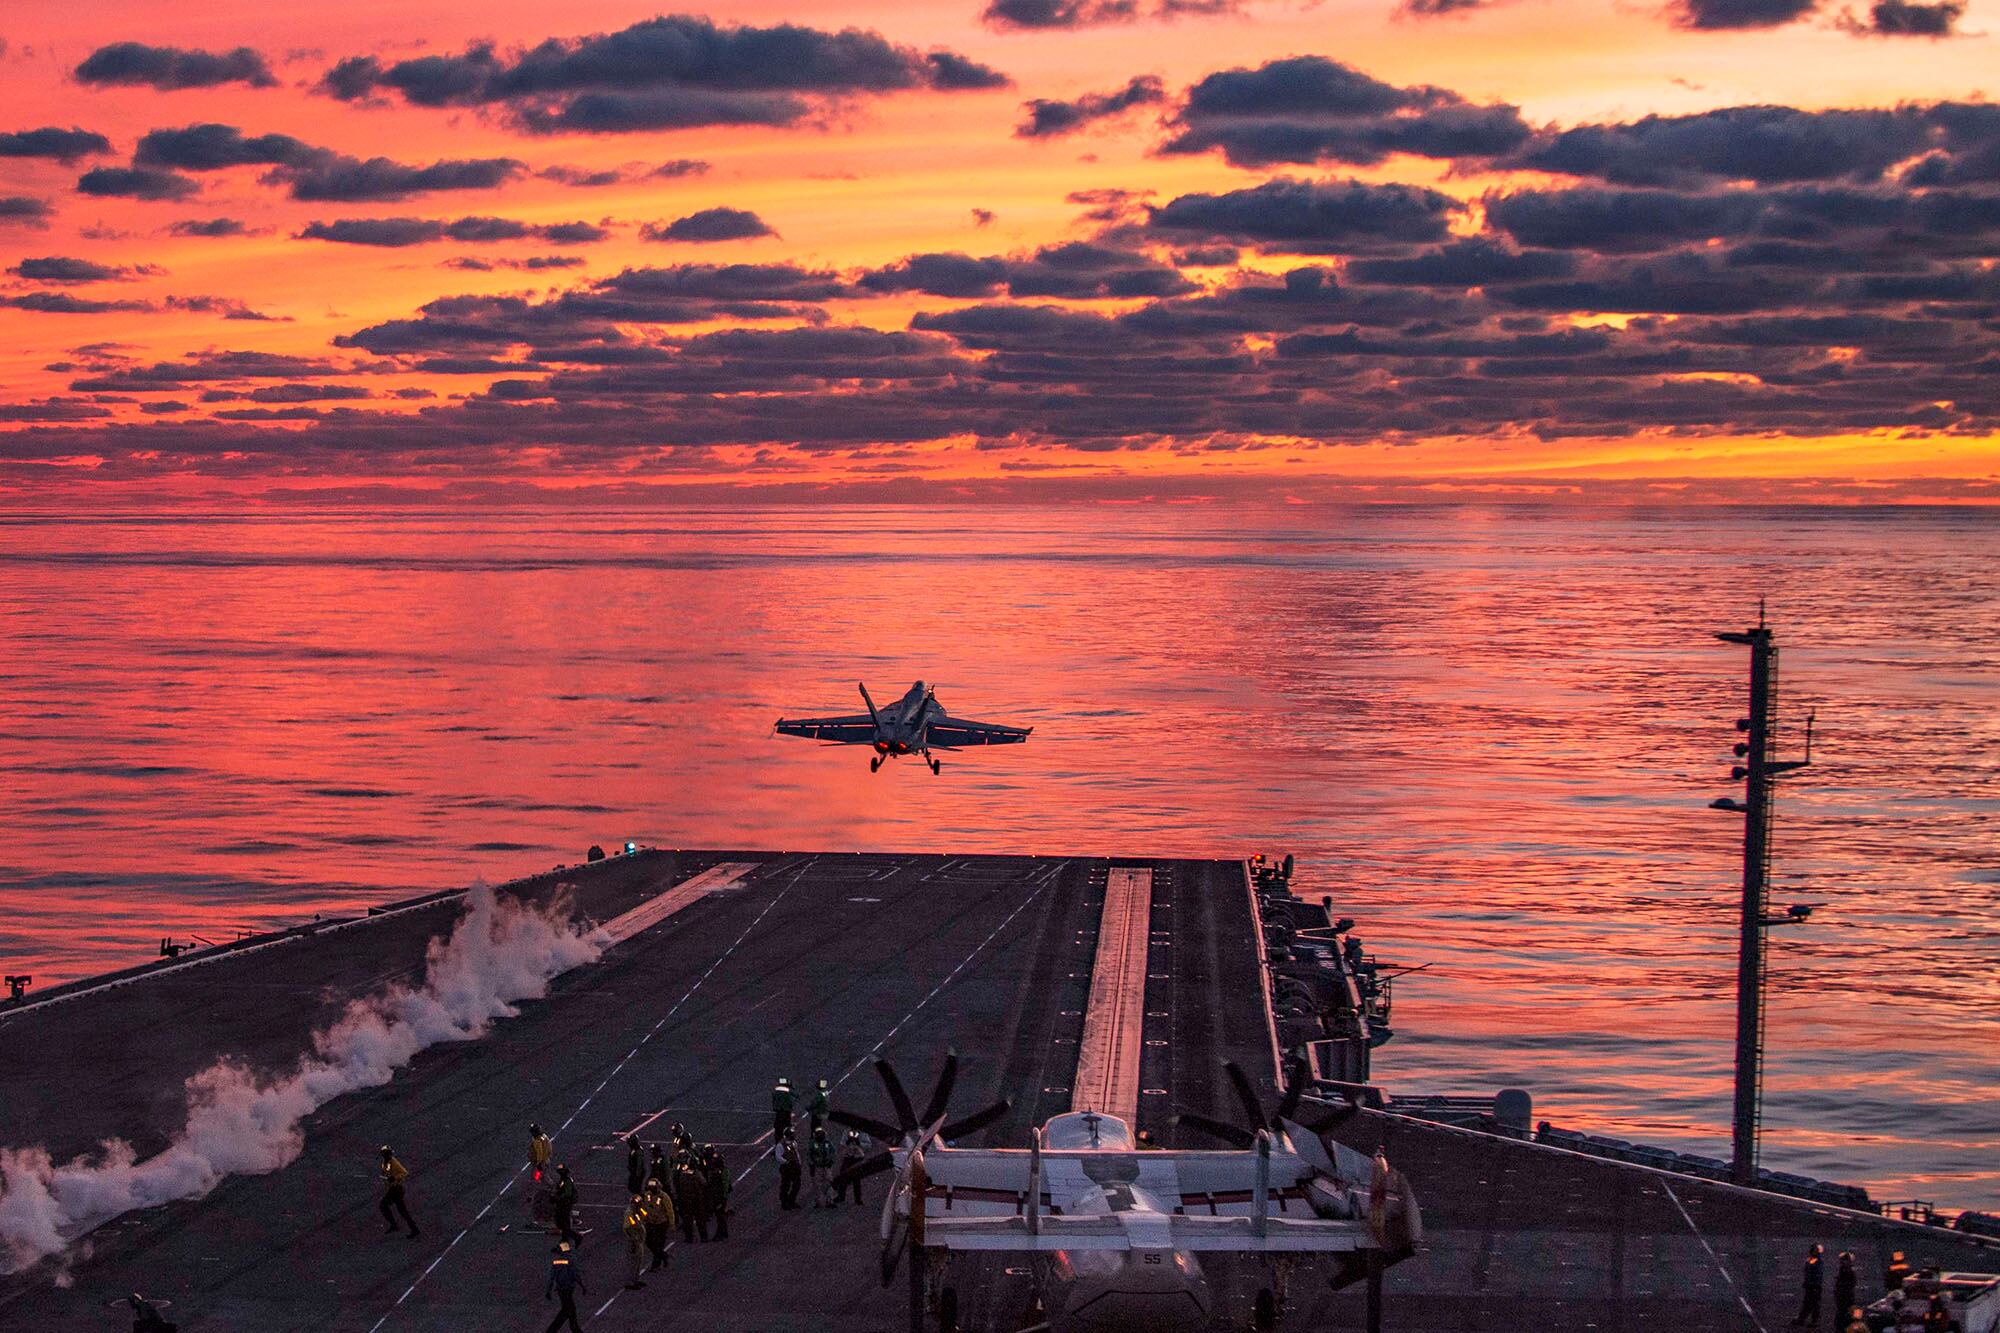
[{"x1": 898, "y1": 1108, "x2": 1399, "y2": 1333}]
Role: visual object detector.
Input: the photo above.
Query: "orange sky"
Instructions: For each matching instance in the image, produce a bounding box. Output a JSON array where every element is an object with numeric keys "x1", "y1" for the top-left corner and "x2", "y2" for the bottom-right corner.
[{"x1": 1, "y1": 0, "x2": 1996, "y2": 502}]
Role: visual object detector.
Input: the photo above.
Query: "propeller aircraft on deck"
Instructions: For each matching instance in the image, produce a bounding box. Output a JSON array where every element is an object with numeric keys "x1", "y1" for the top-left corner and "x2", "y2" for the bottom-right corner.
[
  {"x1": 830, "y1": 1054, "x2": 1422, "y2": 1332},
  {"x1": 775, "y1": 681, "x2": 1032, "y2": 774}
]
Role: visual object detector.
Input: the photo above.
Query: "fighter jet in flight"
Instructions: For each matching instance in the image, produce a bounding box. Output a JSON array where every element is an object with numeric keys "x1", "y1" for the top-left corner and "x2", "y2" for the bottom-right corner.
[{"x1": 776, "y1": 681, "x2": 1031, "y2": 774}]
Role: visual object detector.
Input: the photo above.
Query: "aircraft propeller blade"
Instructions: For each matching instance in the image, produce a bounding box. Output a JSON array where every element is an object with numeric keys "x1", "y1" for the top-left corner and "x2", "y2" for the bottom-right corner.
[
  {"x1": 828, "y1": 1108, "x2": 903, "y2": 1144},
  {"x1": 1174, "y1": 1111, "x2": 1257, "y2": 1150},
  {"x1": 831, "y1": 1150, "x2": 896, "y2": 1189},
  {"x1": 937, "y1": 1097, "x2": 1009, "y2": 1143},
  {"x1": 876, "y1": 1056, "x2": 919, "y2": 1134},
  {"x1": 1225, "y1": 1061, "x2": 1270, "y2": 1134},
  {"x1": 920, "y1": 1050, "x2": 959, "y2": 1126}
]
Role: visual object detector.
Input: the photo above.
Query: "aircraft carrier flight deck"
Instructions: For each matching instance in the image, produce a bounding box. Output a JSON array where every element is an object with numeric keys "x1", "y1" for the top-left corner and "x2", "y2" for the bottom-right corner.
[{"x1": 3, "y1": 849, "x2": 1994, "y2": 1331}]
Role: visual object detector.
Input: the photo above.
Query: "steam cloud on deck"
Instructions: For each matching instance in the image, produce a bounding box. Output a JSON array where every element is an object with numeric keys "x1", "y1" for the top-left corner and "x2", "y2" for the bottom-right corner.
[{"x1": 0, "y1": 884, "x2": 602, "y2": 1274}]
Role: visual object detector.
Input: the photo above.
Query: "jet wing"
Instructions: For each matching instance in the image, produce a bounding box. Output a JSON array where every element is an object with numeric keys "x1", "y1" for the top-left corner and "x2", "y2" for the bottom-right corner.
[
  {"x1": 775, "y1": 713, "x2": 878, "y2": 744},
  {"x1": 925, "y1": 714, "x2": 1032, "y2": 749}
]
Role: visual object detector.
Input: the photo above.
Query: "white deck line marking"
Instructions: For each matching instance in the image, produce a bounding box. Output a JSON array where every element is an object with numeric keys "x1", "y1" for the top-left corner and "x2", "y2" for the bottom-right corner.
[
  {"x1": 594, "y1": 863, "x2": 758, "y2": 945},
  {"x1": 366, "y1": 860, "x2": 800, "y2": 1333},
  {"x1": 1069, "y1": 867, "x2": 1152, "y2": 1122},
  {"x1": 1658, "y1": 1176, "x2": 1769, "y2": 1333},
  {"x1": 580, "y1": 874, "x2": 1053, "y2": 1325}
]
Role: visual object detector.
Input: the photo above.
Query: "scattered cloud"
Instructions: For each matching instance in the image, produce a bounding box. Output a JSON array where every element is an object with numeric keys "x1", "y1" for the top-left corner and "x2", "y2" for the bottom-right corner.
[
  {"x1": 1017, "y1": 76, "x2": 1166, "y2": 138},
  {"x1": 1158, "y1": 56, "x2": 1532, "y2": 168},
  {"x1": 0, "y1": 127, "x2": 113, "y2": 163},
  {"x1": 3, "y1": 292, "x2": 151, "y2": 314},
  {"x1": 984, "y1": 0, "x2": 1141, "y2": 27},
  {"x1": 641, "y1": 207, "x2": 775, "y2": 242},
  {"x1": 1145, "y1": 176, "x2": 1461, "y2": 252},
  {"x1": 536, "y1": 159, "x2": 710, "y2": 187},
  {"x1": 166, "y1": 217, "x2": 250, "y2": 238},
  {"x1": 316, "y1": 17, "x2": 1007, "y2": 134},
  {"x1": 1669, "y1": 0, "x2": 1818, "y2": 27},
  {"x1": 298, "y1": 216, "x2": 611, "y2": 247},
  {"x1": 1399, "y1": 0, "x2": 1490, "y2": 17},
  {"x1": 1846, "y1": 0, "x2": 1965, "y2": 34},
  {"x1": 444, "y1": 255, "x2": 588, "y2": 271},
  {"x1": 861, "y1": 241, "x2": 1195, "y2": 299},
  {"x1": 0, "y1": 196, "x2": 54, "y2": 227},
  {"x1": 277, "y1": 155, "x2": 524, "y2": 203},
  {"x1": 9, "y1": 256, "x2": 143, "y2": 283},
  {"x1": 982, "y1": 0, "x2": 1245, "y2": 26},
  {"x1": 74, "y1": 42, "x2": 276, "y2": 91},
  {"x1": 134, "y1": 123, "x2": 320, "y2": 170},
  {"x1": 75, "y1": 166, "x2": 199, "y2": 201}
]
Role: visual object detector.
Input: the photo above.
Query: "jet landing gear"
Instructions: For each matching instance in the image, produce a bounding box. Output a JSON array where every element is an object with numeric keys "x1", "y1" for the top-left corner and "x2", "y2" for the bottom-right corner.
[
  {"x1": 871, "y1": 755, "x2": 884, "y2": 773},
  {"x1": 926, "y1": 753, "x2": 941, "y2": 775}
]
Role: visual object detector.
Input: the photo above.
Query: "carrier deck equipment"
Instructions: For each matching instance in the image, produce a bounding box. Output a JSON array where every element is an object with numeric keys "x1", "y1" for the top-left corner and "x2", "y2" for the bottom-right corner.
[{"x1": 2, "y1": 849, "x2": 1994, "y2": 1330}]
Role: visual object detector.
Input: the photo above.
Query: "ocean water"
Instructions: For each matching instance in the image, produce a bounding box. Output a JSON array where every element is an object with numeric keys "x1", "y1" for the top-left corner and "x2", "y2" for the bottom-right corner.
[{"x1": 0, "y1": 505, "x2": 1994, "y2": 1209}]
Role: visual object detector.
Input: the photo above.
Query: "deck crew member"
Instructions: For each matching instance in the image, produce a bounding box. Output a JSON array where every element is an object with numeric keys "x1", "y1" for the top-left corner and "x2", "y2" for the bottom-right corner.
[
  {"x1": 622, "y1": 1196, "x2": 648, "y2": 1290},
  {"x1": 544, "y1": 1241, "x2": 586, "y2": 1333},
  {"x1": 808, "y1": 1079, "x2": 830, "y2": 1132},
  {"x1": 701, "y1": 1145, "x2": 731, "y2": 1241},
  {"x1": 833, "y1": 1131, "x2": 867, "y2": 1206},
  {"x1": 647, "y1": 1144, "x2": 669, "y2": 1191},
  {"x1": 777, "y1": 1131, "x2": 804, "y2": 1210},
  {"x1": 1791, "y1": 1243, "x2": 1823, "y2": 1327},
  {"x1": 642, "y1": 1179, "x2": 675, "y2": 1271},
  {"x1": 807, "y1": 1127, "x2": 835, "y2": 1208},
  {"x1": 674, "y1": 1151, "x2": 709, "y2": 1242},
  {"x1": 772, "y1": 1077, "x2": 795, "y2": 1137},
  {"x1": 552, "y1": 1165, "x2": 580, "y2": 1245},
  {"x1": 1922, "y1": 1293, "x2": 1951, "y2": 1332},
  {"x1": 125, "y1": 1294, "x2": 177, "y2": 1333},
  {"x1": 378, "y1": 1146, "x2": 419, "y2": 1239},
  {"x1": 528, "y1": 1124, "x2": 552, "y2": 1183},
  {"x1": 1832, "y1": 1252, "x2": 1857, "y2": 1321},
  {"x1": 626, "y1": 1137, "x2": 646, "y2": 1197},
  {"x1": 1885, "y1": 1251, "x2": 1911, "y2": 1291}
]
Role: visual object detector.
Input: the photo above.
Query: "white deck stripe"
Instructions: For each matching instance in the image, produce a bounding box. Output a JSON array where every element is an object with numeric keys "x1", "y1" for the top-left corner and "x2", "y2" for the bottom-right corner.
[
  {"x1": 596, "y1": 862, "x2": 759, "y2": 945},
  {"x1": 0, "y1": 860, "x2": 753, "y2": 1027},
  {"x1": 1070, "y1": 867, "x2": 1153, "y2": 1122}
]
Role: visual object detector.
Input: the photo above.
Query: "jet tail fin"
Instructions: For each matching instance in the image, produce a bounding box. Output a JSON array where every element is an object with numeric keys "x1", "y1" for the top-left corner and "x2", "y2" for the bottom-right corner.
[{"x1": 859, "y1": 682, "x2": 882, "y2": 731}]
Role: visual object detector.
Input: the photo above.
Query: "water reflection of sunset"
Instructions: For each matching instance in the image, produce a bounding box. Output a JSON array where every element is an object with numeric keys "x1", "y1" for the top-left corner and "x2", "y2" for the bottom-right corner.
[{"x1": 0, "y1": 506, "x2": 1993, "y2": 1206}]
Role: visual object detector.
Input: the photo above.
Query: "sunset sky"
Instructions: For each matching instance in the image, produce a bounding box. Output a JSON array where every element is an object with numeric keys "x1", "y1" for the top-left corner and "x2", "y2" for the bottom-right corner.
[{"x1": 1, "y1": 0, "x2": 1996, "y2": 503}]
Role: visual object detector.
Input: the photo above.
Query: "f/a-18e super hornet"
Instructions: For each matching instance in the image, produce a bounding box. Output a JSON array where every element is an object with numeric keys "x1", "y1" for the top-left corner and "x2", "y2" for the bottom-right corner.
[
  {"x1": 775, "y1": 681, "x2": 1031, "y2": 774},
  {"x1": 830, "y1": 1055, "x2": 1421, "y2": 1333}
]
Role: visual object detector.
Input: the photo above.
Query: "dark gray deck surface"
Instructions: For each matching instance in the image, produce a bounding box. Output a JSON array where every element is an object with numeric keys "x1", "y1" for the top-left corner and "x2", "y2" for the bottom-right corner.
[
  {"x1": 1, "y1": 852, "x2": 1274, "y2": 1332},
  {"x1": 1321, "y1": 1110, "x2": 2000, "y2": 1330},
  {"x1": 4, "y1": 850, "x2": 1992, "y2": 1331}
]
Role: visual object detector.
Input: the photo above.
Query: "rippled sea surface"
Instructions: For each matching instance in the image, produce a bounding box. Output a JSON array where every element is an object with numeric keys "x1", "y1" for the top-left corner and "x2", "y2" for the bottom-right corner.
[{"x1": 1, "y1": 506, "x2": 1994, "y2": 1207}]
